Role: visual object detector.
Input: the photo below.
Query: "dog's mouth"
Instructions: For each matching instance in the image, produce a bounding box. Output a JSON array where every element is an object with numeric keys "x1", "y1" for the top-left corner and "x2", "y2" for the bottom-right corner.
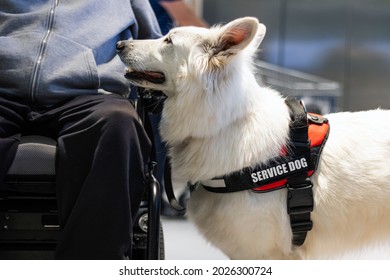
[{"x1": 124, "y1": 68, "x2": 166, "y2": 84}]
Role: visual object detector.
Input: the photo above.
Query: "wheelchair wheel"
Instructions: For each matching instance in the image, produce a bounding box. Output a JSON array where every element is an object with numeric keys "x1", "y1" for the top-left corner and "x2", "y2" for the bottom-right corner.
[
  {"x1": 131, "y1": 217, "x2": 165, "y2": 260},
  {"x1": 158, "y1": 224, "x2": 165, "y2": 260}
]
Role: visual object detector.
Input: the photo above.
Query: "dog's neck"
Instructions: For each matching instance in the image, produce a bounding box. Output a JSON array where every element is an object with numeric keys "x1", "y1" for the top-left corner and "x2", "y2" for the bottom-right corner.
[{"x1": 162, "y1": 83, "x2": 291, "y2": 182}]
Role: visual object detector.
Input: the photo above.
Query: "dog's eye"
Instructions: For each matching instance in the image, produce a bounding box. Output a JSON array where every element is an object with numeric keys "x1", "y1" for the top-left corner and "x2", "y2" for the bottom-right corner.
[{"x1": 164, "y1": 36, "x2": 173, "y2": 45}]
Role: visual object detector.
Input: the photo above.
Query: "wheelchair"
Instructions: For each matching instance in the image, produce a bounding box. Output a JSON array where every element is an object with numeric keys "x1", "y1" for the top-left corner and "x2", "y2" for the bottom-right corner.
[{"x1": 0, "y1": 90, "x2": 168, "y2": 260}]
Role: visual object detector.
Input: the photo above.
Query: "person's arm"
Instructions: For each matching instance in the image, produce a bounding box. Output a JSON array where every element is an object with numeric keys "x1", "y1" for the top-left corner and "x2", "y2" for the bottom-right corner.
[
  {"x1": 131, "y1": 0, "x2": 162, "y2": 39},
  {"x1": 159, "y1": 0, "x2": 208, "y2": 27}
]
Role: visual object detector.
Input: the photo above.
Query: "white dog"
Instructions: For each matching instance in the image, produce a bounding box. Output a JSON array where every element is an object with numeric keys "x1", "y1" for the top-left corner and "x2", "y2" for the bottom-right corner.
[{"x1": 117, "y1": 17, "x2": 390, "y2": 259}]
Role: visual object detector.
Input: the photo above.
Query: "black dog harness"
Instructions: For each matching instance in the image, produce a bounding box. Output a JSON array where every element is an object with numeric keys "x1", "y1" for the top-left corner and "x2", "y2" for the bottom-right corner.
[{"x1": 197, "y1": 98, "x2": 330, "y2": 246}]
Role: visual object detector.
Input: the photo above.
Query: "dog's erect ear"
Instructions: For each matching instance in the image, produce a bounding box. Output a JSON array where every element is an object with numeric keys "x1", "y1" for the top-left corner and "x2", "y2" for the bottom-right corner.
[
  {"x1": 214, "y1": 17, "x2": 265, "y2": 57},
  {"x1": 206, "y1": 17, "x2": 266, "y2": 70}
]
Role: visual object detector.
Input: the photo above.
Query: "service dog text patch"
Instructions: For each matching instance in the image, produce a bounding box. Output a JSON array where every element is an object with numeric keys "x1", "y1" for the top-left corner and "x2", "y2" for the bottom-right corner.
[
  {"x1": 251, "y1": 157, "x2": 308, "y2": 183},
  {"x1": 203, "y1": 155, "x2": 314, "y2": 193}
]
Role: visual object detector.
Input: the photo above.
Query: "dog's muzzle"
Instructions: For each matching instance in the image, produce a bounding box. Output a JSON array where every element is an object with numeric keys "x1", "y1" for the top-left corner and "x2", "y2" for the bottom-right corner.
[
  {"x1": 116, "y1": 41, "x2": 166, "y2": 84},
  {"x1": 116, "y1": 41, "x2": 126, "y2": 53}
]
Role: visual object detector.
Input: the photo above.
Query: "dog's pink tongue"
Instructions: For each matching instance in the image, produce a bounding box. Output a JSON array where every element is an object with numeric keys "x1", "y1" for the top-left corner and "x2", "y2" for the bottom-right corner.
[{"x1": 145, "y1": 71, "x2": 164, "y2": 79}]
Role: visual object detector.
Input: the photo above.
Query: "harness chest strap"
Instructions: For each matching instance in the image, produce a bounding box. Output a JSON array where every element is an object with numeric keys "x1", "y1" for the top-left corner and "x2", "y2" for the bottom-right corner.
[{"x1": 198, "y1": 98, "x2": 330, "y2": 247}]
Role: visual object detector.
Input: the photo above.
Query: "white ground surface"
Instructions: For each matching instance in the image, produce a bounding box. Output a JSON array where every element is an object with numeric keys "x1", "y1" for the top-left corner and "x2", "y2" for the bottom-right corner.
[{"x1": 161, "y1": 216, "x2": 390, "y2": 260}]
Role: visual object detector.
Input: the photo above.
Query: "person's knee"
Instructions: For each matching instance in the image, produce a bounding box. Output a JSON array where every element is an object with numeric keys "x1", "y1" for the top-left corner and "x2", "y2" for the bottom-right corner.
[
  {"x1": 100, "y1": 97, "x2": 151, "y2": 145},
  {"x1": 95, "y1": 97, "x2": 140, "y2": 129}
]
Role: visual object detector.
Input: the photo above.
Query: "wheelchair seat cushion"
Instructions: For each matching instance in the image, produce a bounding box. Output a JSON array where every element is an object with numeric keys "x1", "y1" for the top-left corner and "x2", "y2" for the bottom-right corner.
[{"x1": 7, "y1": 135, "x2": 57, "y2": 176}]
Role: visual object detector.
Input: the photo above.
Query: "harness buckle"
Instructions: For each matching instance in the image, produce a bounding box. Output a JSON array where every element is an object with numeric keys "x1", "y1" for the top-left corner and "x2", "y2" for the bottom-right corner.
[
  {"x1": 287, "y1": 179, "x2": 314, "y2": 246},
  {"x1": 287, "y1": 180, "x2": 313, "y2": 215}
]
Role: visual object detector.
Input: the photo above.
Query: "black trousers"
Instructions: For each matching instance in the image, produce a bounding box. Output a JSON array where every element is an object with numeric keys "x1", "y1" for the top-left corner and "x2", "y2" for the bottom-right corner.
[{"x1": 0, "y1": 94, "x2": 151, "y2": 259}]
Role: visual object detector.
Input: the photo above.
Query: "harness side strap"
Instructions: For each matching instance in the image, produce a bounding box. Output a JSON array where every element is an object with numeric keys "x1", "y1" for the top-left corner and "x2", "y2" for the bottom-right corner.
[{"x1": 285, "y1": 98, "x2": 314, "y2": 247}]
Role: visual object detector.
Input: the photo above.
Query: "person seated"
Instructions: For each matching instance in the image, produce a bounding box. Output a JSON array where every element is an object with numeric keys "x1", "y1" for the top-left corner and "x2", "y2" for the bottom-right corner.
[{"x1": 0, "y1": 0, "x2": 161, "y2": 259}]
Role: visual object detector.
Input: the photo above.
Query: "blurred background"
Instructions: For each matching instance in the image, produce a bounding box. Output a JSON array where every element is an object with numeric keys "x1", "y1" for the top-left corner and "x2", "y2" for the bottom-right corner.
[{"x1": 187, "y1": 0, "x2": 390, "y2": 112}]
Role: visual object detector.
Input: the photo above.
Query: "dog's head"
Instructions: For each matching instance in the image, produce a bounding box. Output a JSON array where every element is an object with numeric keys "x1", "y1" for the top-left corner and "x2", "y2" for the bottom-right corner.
[
  {"x1": 117, "y1": 17, "x2": 266, "y2": 96},
  {"x1": 117, "y1": 17, "x2": 266, "y2": 142}
]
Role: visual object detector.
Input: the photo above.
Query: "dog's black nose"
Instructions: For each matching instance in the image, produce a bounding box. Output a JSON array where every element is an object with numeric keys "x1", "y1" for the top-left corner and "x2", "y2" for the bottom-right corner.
[{"x1": 116, "y1": 41, "x2": 125, "y2": 53}]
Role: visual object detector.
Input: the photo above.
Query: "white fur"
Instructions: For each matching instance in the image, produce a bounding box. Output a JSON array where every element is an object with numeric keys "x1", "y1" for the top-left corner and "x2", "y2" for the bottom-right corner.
[{"x1": 118, "y1": 17, "x2": 390, "y2": 259}]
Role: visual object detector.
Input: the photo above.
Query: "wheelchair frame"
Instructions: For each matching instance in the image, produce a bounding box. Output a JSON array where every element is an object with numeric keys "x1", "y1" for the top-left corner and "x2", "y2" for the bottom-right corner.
[{"x1": 0, "y1": 90, "x2": 165, "y2": 260}]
